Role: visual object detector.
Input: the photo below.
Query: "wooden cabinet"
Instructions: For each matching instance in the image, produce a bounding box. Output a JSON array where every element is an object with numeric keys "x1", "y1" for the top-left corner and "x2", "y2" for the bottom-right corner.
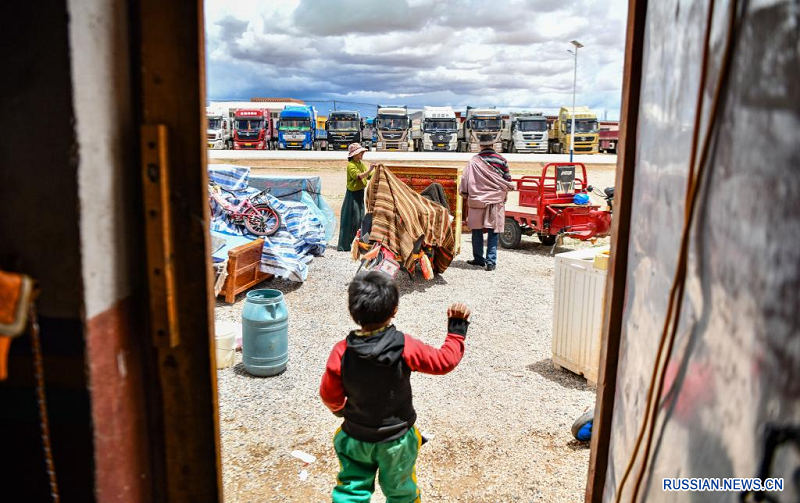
[{"x1": 218, "y1": 238, "x2": 273, "y2": 303}]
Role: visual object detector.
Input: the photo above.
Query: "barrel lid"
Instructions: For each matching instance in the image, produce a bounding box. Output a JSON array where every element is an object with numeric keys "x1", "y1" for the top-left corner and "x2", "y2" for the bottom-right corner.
[{"x1": 246, "y1": 289, "x2": 285, "y2": 304}]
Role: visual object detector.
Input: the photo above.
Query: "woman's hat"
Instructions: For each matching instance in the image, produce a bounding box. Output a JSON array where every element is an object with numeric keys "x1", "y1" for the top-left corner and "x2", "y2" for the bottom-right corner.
[{"x1": 348, "y1": 143, "x2": 368, "y2": 158}]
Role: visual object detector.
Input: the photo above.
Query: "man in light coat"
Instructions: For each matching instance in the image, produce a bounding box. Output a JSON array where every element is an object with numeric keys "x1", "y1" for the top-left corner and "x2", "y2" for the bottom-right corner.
[{"x1": 460, "y1": 134, "x2": 516, "y2": 271}]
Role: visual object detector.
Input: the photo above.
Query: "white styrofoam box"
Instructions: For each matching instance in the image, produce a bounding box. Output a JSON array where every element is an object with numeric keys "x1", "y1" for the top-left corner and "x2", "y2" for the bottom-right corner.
[{"x1": 552, "y1": 246, "x2": 609, "y2": 384}]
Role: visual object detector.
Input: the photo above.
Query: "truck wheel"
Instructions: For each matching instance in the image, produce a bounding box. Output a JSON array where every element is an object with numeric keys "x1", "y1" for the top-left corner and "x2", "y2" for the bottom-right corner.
[
  {"x1": 500, "y1": 218, "x2": 522, "y2": 249},
  {"x1": 538, "y1": 233, "x2": 557, "y2": 246}
]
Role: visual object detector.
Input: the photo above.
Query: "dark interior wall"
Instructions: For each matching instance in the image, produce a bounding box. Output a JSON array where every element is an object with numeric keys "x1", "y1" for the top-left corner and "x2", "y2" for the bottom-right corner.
[
  {"x1": 0, "y1": 2, "x2": 94, "y2": 501},
  {"x1": 605, "y1": 0, "x2": 800, "y2": 501},
  {"x1": 0, "y1": 3, "x2": 83, "y2": 318}
]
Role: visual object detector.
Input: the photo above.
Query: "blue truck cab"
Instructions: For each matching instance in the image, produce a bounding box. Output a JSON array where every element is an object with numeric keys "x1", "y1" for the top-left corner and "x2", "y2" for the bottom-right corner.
[
  {"x1": 278, "y1": 105, "x2": 318, "y2": 150},
  {"x1": 364, "y1": 117, "x2": 377, "y2": 147}
]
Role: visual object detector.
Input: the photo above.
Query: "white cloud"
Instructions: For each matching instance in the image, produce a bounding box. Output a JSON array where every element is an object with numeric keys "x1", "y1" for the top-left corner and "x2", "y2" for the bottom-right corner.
[{"x1": 205, "y1": 0, "x2": 627, "y2": 119}]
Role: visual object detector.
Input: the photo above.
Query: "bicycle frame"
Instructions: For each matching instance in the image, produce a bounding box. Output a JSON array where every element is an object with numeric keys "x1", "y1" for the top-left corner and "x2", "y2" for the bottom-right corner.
[
  {"x1": 209, "y1": 190, "x2": 258, "y2": 218},
  {"x1": 208, "y1": 184, "x2": 282, "y2": 237}
]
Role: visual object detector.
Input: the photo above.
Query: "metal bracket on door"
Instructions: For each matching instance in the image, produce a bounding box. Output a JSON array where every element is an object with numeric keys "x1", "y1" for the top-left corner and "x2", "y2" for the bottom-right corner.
[{"x1": 141, "y1": 124, "x2": 180, "y2": 348}]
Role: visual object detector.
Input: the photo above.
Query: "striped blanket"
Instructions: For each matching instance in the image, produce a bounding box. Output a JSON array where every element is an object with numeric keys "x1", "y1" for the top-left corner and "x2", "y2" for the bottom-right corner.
[
  {"x1": 365, "y1": 165, "x2": 455, "y2": 273},
  {"x1": 208, "y1": 166, "x2": 326, "y2": 282}
]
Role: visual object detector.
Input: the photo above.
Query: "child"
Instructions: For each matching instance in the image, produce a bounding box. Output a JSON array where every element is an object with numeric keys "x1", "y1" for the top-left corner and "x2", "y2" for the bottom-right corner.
[{"x1": 320, "y1": 272, "x2": 471, "y2": 502}]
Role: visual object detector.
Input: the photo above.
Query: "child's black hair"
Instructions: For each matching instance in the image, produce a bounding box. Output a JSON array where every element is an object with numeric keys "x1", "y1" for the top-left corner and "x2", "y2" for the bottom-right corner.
[{"x1": 348, "y1": 272, "x2": 399, "y2": 326}]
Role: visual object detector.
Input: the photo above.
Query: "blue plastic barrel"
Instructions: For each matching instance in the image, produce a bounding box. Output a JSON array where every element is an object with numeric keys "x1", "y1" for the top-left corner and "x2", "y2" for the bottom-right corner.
[{"x1": 242, "y1": 289, "x2": 289, "y2": 376}]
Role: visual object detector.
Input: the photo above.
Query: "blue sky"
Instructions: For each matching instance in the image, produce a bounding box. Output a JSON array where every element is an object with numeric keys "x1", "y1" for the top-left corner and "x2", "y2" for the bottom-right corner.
[{"x1": 205, "y1": 0, "x2": 628, "y2": 120}]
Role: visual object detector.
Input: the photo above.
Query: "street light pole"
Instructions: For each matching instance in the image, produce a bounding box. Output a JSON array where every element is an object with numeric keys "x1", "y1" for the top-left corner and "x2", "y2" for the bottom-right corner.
[{"x1": 569, "y1": 40, "x2": 583, "y2": 162}]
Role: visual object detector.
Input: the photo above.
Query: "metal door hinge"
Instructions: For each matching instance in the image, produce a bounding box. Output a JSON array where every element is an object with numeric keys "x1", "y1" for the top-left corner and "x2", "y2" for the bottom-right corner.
[{"x1": 141, "y1": 124, "x2": 180, "y2": 348}]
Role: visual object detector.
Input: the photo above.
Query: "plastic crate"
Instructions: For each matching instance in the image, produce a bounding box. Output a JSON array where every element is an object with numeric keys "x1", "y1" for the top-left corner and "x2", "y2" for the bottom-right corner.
[{"x1": 552, "y1": 246, "x2": 609, "y2": 385}]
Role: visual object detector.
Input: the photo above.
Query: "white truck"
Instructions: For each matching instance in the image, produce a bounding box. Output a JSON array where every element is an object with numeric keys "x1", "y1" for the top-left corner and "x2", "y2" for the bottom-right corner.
[
  {"x1": 502, "y1": 112, "x2": 548, "y2": 153},
  {"x1": 458, "y1": 106, "x2": 503, "y2": 152},
  {"x1": 412, "y1": 106, "x2": 458, "y2": 152},
  {"x1": 206, "y1": 107, "x2": 232, "y2": 149},
  {"x1": 375, "y1": 105, "x2": 410, "y2": 151}
]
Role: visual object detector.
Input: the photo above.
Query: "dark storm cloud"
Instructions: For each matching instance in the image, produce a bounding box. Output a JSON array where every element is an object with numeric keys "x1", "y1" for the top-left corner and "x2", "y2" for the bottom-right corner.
[
  {"x1": 292, "y1": 0, "x2": 436, "y2": 35},
  {"x1": 327, "y1": 50, "x2": 448, "y2": 70},
  {"x1": 217, "y1": 16, "x2": 248, "y2": 41},
  {"x1": 205, "y1": 0, "x2": 627, "y2": 118}
]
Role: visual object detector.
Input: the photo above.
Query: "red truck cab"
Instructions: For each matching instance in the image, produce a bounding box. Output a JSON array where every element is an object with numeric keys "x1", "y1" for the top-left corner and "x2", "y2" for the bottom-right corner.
[
  {"x1": 233, "y1": 108, "x2": 273, "y2": 150},
  {"x1": 599, "y1": 121, "x2": 619, "y2": 153}
]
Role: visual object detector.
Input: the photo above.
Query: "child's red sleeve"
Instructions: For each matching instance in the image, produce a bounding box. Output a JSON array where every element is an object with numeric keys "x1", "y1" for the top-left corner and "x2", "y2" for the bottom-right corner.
[
  {"x1": 320, "y1": 340, "x2": 347, "y2": 413},
  {"x1": 403, "y1": 318, "x2": 468, "y2": 375}
]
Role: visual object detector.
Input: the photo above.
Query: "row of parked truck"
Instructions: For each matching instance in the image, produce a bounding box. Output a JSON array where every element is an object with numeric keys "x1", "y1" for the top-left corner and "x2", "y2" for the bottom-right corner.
[
  {"x1": 207, "y1": 105, "x2": 374, "y2": 151},
  {"x1": 206, "y1": 104, "x2": 616, "y2": 154}
]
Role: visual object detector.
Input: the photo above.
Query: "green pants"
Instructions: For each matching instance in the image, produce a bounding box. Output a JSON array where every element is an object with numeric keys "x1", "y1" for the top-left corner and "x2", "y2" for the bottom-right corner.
[{"x1": 332, "y1": 427, "x2": 422, "y2": 503}]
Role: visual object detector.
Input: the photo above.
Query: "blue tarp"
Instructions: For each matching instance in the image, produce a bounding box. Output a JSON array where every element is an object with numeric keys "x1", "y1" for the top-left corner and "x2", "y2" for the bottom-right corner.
[
  {"x1": 208, "y1": 164, "x2": 250, "y2": 191},
  {"x1": 249, "y1": 175, "x2": 337, "y2": 242},
  {"x1": 208, "y1": 165, "x2": 330, "y2": 282},
  {"x1": 210, "y1": 231, "x2": 252, "y2": 262}
]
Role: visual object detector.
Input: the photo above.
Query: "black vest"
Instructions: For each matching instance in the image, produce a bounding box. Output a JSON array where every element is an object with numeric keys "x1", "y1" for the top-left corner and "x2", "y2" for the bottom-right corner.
[{"x1": 341, "y1": 326, "x2": 416, "y2": 443}]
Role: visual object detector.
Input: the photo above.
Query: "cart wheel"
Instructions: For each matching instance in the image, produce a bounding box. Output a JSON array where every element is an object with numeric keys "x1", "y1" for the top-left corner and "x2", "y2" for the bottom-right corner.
[
  {"x1": 500, "y1": 218, "x2": 522, "y2": 249},
  {"x1": 538, "y1": 233, "x2": 557, "y2": 246}
]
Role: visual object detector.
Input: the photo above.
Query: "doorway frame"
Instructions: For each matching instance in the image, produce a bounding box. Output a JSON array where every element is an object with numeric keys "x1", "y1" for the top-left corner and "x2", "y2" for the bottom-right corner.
[
  {"x1": 585, "y1": 0, "x2": 646, "y2": 501},
  {"x1": 130, "y1": 0, "x2": 643, "y2": 500},
  {"x1": 134, "y1": 0, "x2": 222, "y2": 499}
]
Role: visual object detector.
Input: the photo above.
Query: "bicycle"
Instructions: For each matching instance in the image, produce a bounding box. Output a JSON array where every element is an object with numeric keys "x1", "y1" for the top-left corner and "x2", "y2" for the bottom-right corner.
[{"x1": 208, "y1": 182, "x2": 281, "y2": 236}]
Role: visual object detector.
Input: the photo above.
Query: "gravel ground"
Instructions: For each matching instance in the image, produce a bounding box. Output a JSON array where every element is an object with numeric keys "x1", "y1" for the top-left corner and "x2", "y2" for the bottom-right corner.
[{"x1": 216, "y1": 230, "x2": 607, "y2": 502}]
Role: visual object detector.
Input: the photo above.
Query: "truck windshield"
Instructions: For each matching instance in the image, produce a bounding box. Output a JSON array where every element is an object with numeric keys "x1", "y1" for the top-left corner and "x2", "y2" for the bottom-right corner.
[
  {"x1": 566, "y1": 119, "x2": 599, "y2": 133},
  {"x1": 377, "y1": 117, "x2": 408, "y2": 130},
  {"x1": 424, "y1": 120, "x2": 457, "y2": 131},
  {"x1": 329, "y1": 120, "x2": 359, "y2": 131},
  {"x1": 517, "y1": 120, "x2": 546, "y2": 132},
  {"x1": 470, "y1": 118, "x2": 501, "y2": 131},
  {"x1": 235, "y1": 119, "x2": 262, "y2": 131},
  {"x1": 280, "y1": 119, "x2": 310, "y2": 129},
  {"x1": 208, "y1": 118, "x2": 222, "y2": 130}
]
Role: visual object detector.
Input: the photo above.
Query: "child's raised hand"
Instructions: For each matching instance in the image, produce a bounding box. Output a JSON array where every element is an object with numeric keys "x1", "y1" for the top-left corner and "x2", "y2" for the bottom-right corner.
[{"x1": 448, "y1": 303, "x2": 471, "y2": 320}]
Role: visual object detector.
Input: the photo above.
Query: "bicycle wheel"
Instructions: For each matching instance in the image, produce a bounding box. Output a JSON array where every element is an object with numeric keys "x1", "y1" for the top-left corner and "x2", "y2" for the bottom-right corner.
[{"x1": 244, "y1": 204, "x2": 281, "y2": 236}]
